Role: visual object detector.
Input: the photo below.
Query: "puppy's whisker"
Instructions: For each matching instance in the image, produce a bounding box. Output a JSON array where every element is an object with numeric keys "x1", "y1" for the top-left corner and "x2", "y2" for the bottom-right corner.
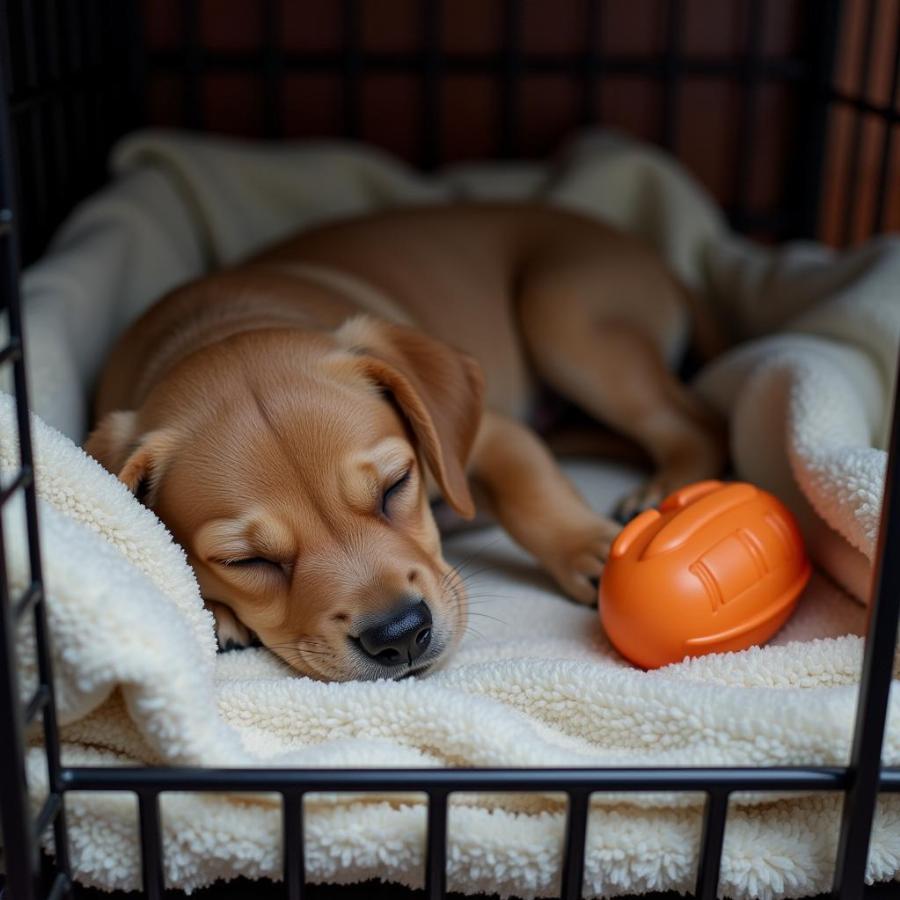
[
  {"x1": 280, "y1": 652, "x2": 336, "y2": 666},
  {"x1": 271, "y1": 657, "x2": 300, "y2": 676},
  {"x1": 447, "y1": 562, "x2": 505, "y2": 585},
  {"x1": 267, "y1": 642, "x2": 331, "y2": 653},
  {"x1": 460, "y1": 625, "x2": 487, "y2": 641},
  {"x1": 442, "y1": 535, "x2": 506, "y2": 585},
  {"x1": 444, "y1": 581, "x2": 493, "y2": 596},
  {"x1": 443, "y1": 562, "x2": 494, "y2": 591},
  {"x1": 462, "y1": 601, "x2": 511, "y2": 609},
  {"x1": 450, "y1": 533, "x2": 506, "y2": 566},
  {"x1": 269, "y1": 653, "x2": 336, "y2": 678},
  {"x1": 270, "y1": 642, "x2": 334, "y2": 655},
  {"x1": 266, "y1": 636, "x2": 326, "y2": 645},
  {"x1": 466, "y1": 611, "x2": 509, "y2": 625},
  {"x1": 267, "y1": 640, "x2": 326, "y2": 649},
  {"x1": 448, "y1": 567, "x2": 500, "y2": 594},
  {"x1": 279, "y1": 654, "x2": 334, "y2": 663}
]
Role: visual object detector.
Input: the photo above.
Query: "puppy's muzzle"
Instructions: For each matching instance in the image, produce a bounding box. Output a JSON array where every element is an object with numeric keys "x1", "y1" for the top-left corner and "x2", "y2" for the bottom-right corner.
[{"x1": 356, "y1": 598, "x2": 433, "y2": 668}]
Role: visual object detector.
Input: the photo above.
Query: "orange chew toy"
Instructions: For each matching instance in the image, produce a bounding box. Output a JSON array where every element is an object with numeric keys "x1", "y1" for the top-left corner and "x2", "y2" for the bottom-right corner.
[{"x1": 599, "y1": 481, "x2": 810, "y2": 669}]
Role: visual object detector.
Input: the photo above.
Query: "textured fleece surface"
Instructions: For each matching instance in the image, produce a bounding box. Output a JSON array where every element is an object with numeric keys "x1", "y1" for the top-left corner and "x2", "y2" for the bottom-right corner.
[{"x1": 2, "y1": 130, "x2": 898, "y2": 897}]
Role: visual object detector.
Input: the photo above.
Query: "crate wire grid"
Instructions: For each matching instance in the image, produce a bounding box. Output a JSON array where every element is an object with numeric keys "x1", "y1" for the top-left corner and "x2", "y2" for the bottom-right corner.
[{"x1": 2, "y1": 1, "x2": 900, "y2": 899}]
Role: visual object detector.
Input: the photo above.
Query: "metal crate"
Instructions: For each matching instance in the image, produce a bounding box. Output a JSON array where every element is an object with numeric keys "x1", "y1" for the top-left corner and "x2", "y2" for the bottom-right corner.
[{"x1": 2, "y1": 2, "x2": 899, "y2": 898}]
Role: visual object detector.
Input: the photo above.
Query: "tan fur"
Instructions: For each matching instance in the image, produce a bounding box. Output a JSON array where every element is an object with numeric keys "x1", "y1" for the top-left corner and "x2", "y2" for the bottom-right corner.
[{"x1": 86, "y1": 203, "x2": 725, "y2": 681}]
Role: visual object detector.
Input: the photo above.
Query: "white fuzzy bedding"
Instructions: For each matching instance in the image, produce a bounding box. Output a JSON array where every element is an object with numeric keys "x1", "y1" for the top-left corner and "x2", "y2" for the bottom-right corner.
[{"x1": 2, "y1": 129, "x2": 899, "y2": 898}]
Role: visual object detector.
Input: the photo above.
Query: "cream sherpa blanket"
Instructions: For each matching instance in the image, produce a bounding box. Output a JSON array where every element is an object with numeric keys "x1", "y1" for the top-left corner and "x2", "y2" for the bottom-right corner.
[{"x1": 2, "y1": 129, "x2": 899, "y2": 898}]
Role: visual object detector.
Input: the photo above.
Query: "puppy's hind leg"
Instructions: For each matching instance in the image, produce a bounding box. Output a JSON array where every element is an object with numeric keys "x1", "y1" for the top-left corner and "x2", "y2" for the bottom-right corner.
[{"x1": 519, "y1": 290, "x2": 726, "y2": 522}]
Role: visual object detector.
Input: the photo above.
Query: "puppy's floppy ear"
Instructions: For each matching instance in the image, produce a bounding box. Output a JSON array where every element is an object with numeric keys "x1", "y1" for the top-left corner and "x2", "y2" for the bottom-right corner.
[
  {"x1": 84, "y1": 411, "x2": 178, "y2": 504},
  {"x1": 335, "y1": 316, "x2": 485, "y2": 519}
]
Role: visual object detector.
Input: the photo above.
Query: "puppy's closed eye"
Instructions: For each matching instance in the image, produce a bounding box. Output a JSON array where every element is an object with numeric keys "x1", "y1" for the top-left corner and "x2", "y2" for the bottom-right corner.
[
  {"x1": 218, "y1": 557, "x2": 290, "y2": 581},
  {"x1": 381, "y1": 469, "x2": 412, "y2": 516},
  {"x1": 223, "y1": 556, "x2": 279, "y2": 568}
]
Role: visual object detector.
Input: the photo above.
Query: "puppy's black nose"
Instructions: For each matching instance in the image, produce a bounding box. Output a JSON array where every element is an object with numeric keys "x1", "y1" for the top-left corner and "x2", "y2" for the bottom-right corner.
[{"x1": 357, "y1": 599, "x2": 432, "y2": 666}]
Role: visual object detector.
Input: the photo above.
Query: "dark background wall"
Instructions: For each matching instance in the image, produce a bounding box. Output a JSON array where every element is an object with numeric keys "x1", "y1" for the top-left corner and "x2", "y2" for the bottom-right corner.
[{"x1": 138, "y1": 0, "x2": 899, "y2": 245}]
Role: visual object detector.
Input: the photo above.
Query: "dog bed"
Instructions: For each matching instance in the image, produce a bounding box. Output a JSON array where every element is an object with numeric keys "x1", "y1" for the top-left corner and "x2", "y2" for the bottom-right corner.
[{"x1": 2, "y1": 129, "x2": 899, "y2": 899}]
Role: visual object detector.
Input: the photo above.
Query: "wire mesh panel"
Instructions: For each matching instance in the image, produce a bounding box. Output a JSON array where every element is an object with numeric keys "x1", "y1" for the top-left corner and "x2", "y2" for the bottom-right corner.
[
  {"x1": 832, "y1": 363, "x2": 900, "y2": 897},
  {"x1": 1, "y1": 0, "x2": 141, "y2": 265},
  {"x1": 821, "y1": 0, "x2": 900, "y2": 244},
  {"x1": 1, "y1": 2, "x2": 900, "y2": 900},
  {"x1": 0, "y1": 26, "x2": 71, "y2": 900},
  {"x1": 51, "y1": 766, "x2": 900, "y2": 900}
]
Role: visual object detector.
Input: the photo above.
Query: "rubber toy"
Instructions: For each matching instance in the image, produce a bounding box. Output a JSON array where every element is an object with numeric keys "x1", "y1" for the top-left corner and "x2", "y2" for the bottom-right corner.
[{"x1": 599, "y1": 480, "x2": 810, "y2": 669}]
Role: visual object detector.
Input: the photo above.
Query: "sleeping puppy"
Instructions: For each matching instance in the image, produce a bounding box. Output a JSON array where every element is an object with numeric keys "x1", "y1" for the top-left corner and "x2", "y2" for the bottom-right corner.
[{"x1": 86, "y1": 204, "x2": 724, "y2": 681}]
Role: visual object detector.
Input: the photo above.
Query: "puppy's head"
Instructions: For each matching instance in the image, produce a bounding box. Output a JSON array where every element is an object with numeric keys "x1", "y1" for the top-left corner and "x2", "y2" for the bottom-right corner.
[{"x1": 86, "y1": 318, "x2": 484, "y2": 682}]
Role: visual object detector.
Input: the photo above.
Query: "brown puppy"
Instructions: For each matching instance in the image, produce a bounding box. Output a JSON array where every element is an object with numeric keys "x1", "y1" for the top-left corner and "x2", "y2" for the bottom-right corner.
[{"x1": 86, "y1": 204, "x2": 724, "y2": 681}]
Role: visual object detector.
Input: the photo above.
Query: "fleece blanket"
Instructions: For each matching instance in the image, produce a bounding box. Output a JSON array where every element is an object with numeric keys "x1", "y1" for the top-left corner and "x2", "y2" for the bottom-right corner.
[{"x1": 1, "y1": 129, "x2": 898, "y2": 898}]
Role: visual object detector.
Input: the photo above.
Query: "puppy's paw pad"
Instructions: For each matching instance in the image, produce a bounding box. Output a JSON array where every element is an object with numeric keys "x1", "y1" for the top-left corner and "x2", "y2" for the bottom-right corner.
[{"x1": 208, "y1": 600, "x2": 255, "y2": 652}]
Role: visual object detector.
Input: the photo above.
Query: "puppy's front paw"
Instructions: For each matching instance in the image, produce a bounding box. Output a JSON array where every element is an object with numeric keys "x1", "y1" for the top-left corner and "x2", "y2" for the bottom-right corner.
[
  {"x1": 544, "y1": 518, "x2": 620, "y2": 605},
  {"x1": 208, "y1": 600, "x2": 255, "y2": 651}
]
